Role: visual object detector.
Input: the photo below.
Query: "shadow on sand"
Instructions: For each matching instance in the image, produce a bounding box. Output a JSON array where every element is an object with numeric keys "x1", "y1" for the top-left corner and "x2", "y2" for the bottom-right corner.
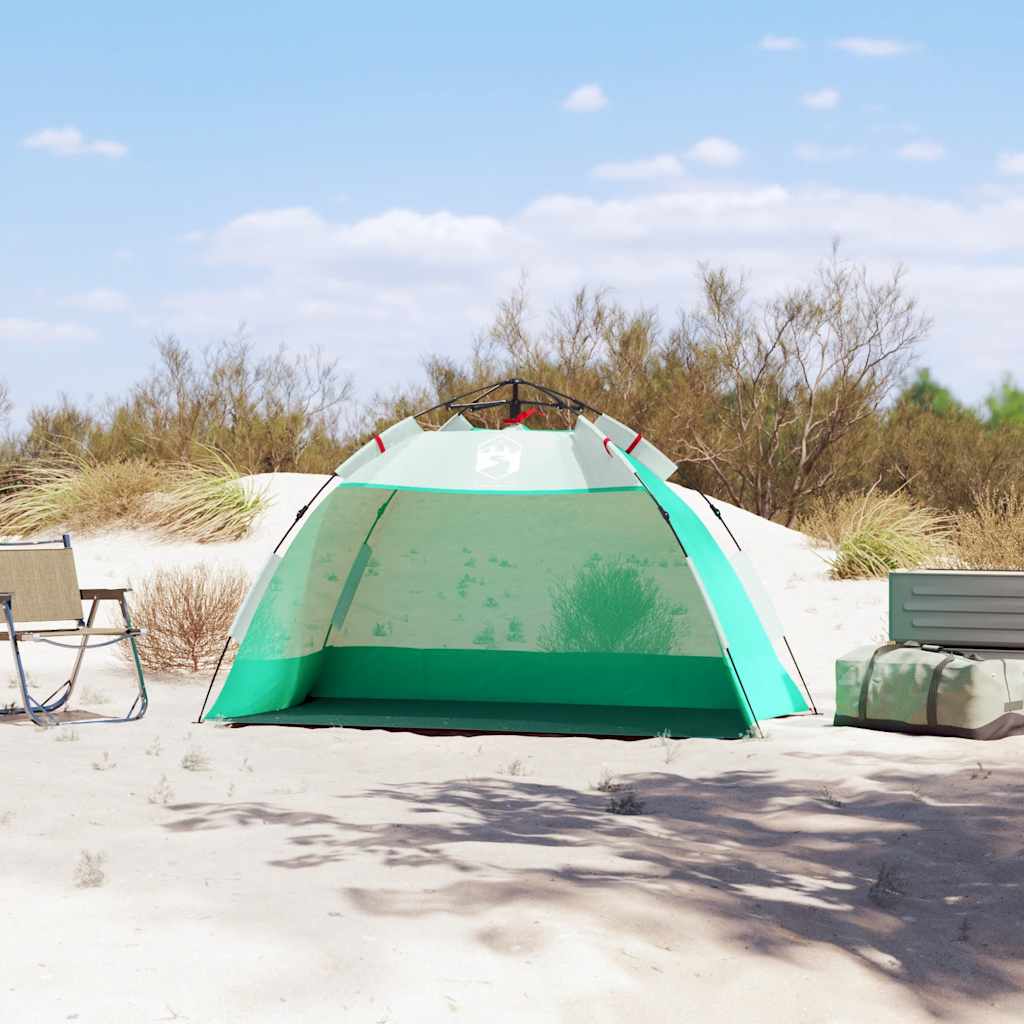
[{"x1": 164, "y1": 763, "x2": 1024, "y2": 1015}]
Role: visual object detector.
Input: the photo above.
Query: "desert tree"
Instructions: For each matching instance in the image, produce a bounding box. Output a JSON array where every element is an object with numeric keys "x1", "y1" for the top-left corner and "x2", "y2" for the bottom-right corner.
[{"x1": 668, "y1": 252, "x2": 930, "y2": 525}]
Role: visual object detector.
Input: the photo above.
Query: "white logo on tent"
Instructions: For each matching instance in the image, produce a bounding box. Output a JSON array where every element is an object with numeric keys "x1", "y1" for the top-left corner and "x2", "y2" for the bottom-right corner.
[{"x1": 475, "y1": 437, "x2": 522, "y2": 480}]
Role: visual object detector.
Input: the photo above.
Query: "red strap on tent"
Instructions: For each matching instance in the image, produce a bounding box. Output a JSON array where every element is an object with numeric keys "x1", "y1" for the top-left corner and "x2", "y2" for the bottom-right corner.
[
  {"x1": 502, "y1": 406, "x2": 539, "y2": 425},
  {"x1": 374, "y1": 434, "x2": 385, "y2": 453},
  {"x1": 625, "y1": 432, "x2": 643, "y2": 454},
  {"x1": 602, "y1": 436, "x2": 613, "y2": 456}
]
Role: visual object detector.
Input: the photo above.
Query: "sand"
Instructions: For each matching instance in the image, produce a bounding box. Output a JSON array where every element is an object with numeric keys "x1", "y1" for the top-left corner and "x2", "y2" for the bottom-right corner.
[{"x1": 1, "y1": 474, "x2": 1021, "y2": 1023}]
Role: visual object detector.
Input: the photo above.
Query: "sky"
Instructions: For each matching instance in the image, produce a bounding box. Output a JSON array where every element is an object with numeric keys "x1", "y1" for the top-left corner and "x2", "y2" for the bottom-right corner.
[{"x1": 3, "y1": 1, "x2": 1024, "y2": 422}]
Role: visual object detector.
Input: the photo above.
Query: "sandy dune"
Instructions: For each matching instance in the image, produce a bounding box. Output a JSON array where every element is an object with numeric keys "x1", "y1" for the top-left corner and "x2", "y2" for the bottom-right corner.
[{"x1": 1, "y1": 474, "x2": 1021, "y2": 1023}]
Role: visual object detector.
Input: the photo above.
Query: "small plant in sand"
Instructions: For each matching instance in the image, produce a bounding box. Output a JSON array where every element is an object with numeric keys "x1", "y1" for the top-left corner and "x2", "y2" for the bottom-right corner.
[
  {"x1": 54, "y1": 726, "x2": 80, "y2": 743},
  {"x1": 240, "y1": 757, "x2": 254, "y2": 773},
  {"x1": 799, "y1": 488, "x2": 953, "y2": 580},
  {"x1": 148, "y1": 775, "x2": 175, "y2": 805},
  {"x1": 606, "y1": 788, "x2": 646, "y2": 815},
  {"x1": 656, "y1": 728, "x2": 679, "y2": 765},
  {"x1": 73, "y1": 850, "x2": 107, "y2": 889},
  {"x1": 969, "y1": 761, "x2": 991, "y2": 780},
  {"x1": 91, "y1": 751, "x2": 116, "y2": 772},
  {"x1": 77, "y1": 686, "x2": 109, "y2": 706},
  {"x1": 145, "y1": 736, "x2": 162, "y2": 757},
  {"x1": 499, "y1": 758, "x2": 527, "y2": 777},
  {"x1": 868, "y1": 862, "x2": 907, "y2": 906},
  {"x1": 955, "y1": 486, "x2": 1024, "y2": 570},
  {"x1": 123, "y1": 565, "x2": 248, "y2": 674},
  {"x1": 181, "y1": 747, "x2": 210, "y2": 772},
  {"x1": 820, "y1": 785, "x2": 844, "y2": 809},
  {"x1": 594, "y1": 768, "x2": 622, "y2": 793}
]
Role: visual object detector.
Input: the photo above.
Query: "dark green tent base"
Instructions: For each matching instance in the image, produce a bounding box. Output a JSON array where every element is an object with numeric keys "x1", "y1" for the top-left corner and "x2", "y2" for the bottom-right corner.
[{"x1": 220, "y1": 697, "x2": 753, "y2": 738}]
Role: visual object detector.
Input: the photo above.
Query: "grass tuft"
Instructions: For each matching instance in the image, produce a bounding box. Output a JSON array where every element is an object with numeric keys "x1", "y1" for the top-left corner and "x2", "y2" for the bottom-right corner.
[
  {"x1": 799, "y1": 488, "x2": 953, "y2": 580},
  {"x1": 141, "y1": 448, "x2": 267, "y2": 543},
  {"x1": 0, "y1": 456, "x2": 166, "y2": 538}
]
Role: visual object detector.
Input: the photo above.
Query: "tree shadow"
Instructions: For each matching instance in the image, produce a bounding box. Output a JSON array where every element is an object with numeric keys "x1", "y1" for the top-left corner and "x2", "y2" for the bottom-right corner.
[{"x1": 163, "y1": 763, "x2": 1024, "y2": 1016}]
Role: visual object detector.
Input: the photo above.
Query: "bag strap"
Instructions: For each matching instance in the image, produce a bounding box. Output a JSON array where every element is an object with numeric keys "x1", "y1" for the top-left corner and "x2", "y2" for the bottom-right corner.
[
  {"x1": 926, "y1": 654, "x2": 957, "y2": 727},
  {"x1": 858, "y1": 642, "x2": 898, "y2": 719}
]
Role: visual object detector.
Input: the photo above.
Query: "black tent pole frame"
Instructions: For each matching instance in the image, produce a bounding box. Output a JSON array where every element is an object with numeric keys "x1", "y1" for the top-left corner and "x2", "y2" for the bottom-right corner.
[
  {"x1": 195, "y1": 472, "x2": 339, "y2": 724},
  {"x1": 683, "y1": 472, "x2": 818, "y2": 717},
  {"x1": 631, "y1": 472, "x2": 765, "y2": 739}
]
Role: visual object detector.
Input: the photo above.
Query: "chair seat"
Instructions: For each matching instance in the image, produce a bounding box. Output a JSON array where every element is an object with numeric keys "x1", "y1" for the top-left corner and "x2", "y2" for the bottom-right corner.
[{"x1": 1, "y1": 626, "x2": 140, "y2": 641}]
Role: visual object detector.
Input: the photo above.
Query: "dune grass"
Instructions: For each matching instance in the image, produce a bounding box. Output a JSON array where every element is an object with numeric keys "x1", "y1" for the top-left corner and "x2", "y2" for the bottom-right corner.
[
  {"x1": 955, "y1": 486, "x2": 1024, "y2": 570},
  {"x1": 142, "y1": 449, "x2": 268, "y2": 543},
  {"x1": 799, "y1": 489, "x2": 954, "y2": 580},
  {"x1": 0, "y1": 448, "x2": 267, "y2": 542},
  {"x1": 0, "y1": 456, "x2": 167, "y2": 538}
]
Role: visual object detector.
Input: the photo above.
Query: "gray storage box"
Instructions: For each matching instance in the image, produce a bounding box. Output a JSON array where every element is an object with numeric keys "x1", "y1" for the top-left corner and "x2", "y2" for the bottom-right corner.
[{"x1": 890, "y1": 570, "x2": 1024, "y2": 650}]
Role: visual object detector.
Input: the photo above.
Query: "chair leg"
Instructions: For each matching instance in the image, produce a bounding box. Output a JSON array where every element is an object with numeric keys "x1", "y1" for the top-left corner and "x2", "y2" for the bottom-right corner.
[
  {"x1": 119, "y1": 595, "x2": 148, "y2": 721},
  {"x1": 62, "y1": 597, "x2": 100, "y2": 712},
  {"x1": 2, "y1": 600, "x2": 53, "y2": 727}
]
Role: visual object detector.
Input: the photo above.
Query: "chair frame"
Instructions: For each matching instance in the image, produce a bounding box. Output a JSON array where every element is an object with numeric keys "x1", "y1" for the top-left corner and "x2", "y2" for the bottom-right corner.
[{"x1": 0, "y1": 534, "x2": 148, "y2": 726}]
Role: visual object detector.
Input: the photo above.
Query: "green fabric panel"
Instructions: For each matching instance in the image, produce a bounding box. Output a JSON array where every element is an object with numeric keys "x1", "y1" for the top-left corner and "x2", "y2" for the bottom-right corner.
[
  {"x1": 311, "y1": 645, "x2": 739, "y2": 709},
  {"x1": 208, "y1": 649, "x2": 324, "y2": 719},
  {"x1": 628, "y1": 457, "x2": 808, "y2": 719},
  {"x1": 208, "y1": 486, "x2": 389, "y2": 718},
  {"x1": 223, "y1": 697, "x2": 749, "y2": 738}
]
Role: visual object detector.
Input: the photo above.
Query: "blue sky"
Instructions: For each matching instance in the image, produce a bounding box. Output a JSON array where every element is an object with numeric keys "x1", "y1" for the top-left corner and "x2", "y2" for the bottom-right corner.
[{"x1": 4, "y1": 2, "x2": 1024, "y2": 421}]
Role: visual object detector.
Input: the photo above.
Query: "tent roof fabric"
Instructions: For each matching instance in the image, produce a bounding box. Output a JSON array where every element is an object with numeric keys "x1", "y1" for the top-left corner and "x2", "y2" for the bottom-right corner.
[{"x1": 207, "y1": 412, "x2": 810, "y2": 738}]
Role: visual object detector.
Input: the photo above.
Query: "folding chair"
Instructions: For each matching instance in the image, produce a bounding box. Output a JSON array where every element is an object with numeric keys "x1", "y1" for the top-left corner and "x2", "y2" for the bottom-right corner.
[{"x1": 0, "y1": 534, "x2": 147, "y2": 726}]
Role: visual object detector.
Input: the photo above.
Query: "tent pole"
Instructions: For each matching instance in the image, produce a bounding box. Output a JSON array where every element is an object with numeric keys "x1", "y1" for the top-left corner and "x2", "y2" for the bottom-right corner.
[
  {"x1": 687, "y1": 475, "x2": 818, "y2": 717},
  {"x1": 726, "y1": 649, "x2": 765, "y2": 738},
  {"x1": 784, "y1": 635, "x2": 819, "y2": 715},
  {"x1": 273, "y1": 473, "x2": 337, "y2": 555},
  {"x1": 195, "y1": 636, "x2": 231, "y2": 724}
]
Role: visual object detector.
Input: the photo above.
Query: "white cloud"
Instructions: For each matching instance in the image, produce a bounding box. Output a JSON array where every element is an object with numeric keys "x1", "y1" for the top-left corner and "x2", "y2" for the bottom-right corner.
[
  {"x1": 997, "y1": 152, "x2": 1024, "y2": 175},
  {"x1": 834, "y1": 37, "x2": 917, "y2": 58},
  {"x1": 591, "y1": 154, "x2": 684, "y2": 181},
  {"x1": 561, "y1": 84, "x2": 608, "y2": 113},
  {"x1": 0, "y1": 318, "x2": 97, "y2": 342},
  {"x1": 151, "y1": 178, "x2": 1024, "y2": 406},
  {"x1": 898, "y1": 140, "x2": 946, "y2": 162},
  {"x1": 687, "y1": 137, "x2": 744, "y2": 167},
  {"x1": 795, "y1": 143, "x2": 858, "y2": 162},
  {"x1": 21, "y1": 126, "x2": 127, "y2": 158},
  {"x1": 758, "y1": 35, "x2": 801, "y2": 51},
  {"x1": 61, "y1": 288, "x2": 130, "y2": 313},
  {"x1": 802, "y1": 88, "x2": 840, "y2": 111}
]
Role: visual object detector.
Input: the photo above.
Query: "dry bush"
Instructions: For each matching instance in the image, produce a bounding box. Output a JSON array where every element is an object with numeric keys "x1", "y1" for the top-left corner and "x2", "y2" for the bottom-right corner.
[
  {"x1": 0, "y1": 456, "x2": 167, "y2": 538},
  {"x1": 877, "y1": 408, "x2": 1024, "y2": 512},
  {"x1": 955, "y1": 487, "x2": 1024, "y2": 569},
  {"x1": 799, "y1": 489, "x2": 953, "y2": 579},
  {"x1": 124, "y1": 565, "x2": 248, "y2": 674}
]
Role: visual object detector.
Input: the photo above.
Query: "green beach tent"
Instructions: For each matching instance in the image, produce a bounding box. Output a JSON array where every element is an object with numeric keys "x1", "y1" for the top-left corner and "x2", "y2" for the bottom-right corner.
[{"x1": 201, "y1": 381, "x2": 812, "y2": 738}]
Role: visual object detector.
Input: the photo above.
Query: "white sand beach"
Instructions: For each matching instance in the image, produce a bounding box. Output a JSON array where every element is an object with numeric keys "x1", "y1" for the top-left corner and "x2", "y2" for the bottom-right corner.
[{"x1": 2, "y1": 474, "x2": 1021, "y2": 1023}]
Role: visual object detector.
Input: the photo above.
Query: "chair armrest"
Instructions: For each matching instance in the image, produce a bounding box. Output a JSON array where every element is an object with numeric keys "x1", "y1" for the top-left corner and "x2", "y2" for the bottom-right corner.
[{"x1": 80, "y1": 587, "x2": 132, "y2": 600}]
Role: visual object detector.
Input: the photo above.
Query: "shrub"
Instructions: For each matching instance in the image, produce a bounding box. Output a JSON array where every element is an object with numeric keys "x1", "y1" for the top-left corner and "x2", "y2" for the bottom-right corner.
[
  {"x1": 799, "y1": 489, "x2": 953, "y2": 580},
  {"x1": 955, "y1": 487, "x2": 1024, "y2": 570},
  {"x1": 123, "y1": 565, "x2": 248, "y2": 673},
  {"x1": 141, "y1": 449, "x2": 267, "y2": 543}
]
